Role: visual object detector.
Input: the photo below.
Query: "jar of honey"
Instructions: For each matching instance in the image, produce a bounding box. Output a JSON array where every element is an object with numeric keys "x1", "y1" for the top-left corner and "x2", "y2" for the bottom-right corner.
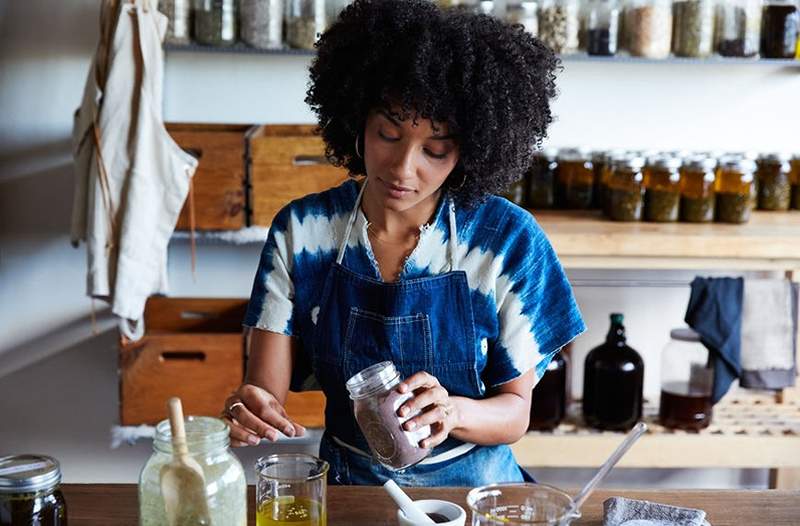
[
  {"x1": 0, "y1": 455, "x2": 66, "y2": 526},
  {"x1": 756, "y1": 153, "x2": 792, "y2": 211},
  {"x1": 644, "y1": 154, "x2": 681, "y2": 222},
  {"x1": 556, "y1": 148, "x2": 594, "y2": 209},
  {"x1": 679, "y1": 154, "x2": 717, "y2": 223},
  {"x1": 605, "y1": 155, "x2": 645, "y2": 221},
  {"x1": 714, "y1": 155, "x2": 756, "y2": 224}
]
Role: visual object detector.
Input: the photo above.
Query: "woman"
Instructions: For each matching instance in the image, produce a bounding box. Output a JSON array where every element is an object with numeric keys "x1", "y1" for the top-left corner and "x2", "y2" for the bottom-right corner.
[{"x1": 223, "y1": 0, "x2": 584, "y2": 486}]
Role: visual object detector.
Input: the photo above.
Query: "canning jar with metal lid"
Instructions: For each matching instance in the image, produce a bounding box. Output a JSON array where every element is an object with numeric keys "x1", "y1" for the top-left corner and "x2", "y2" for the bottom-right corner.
[
  {"x1": 760, "y1": 0, "x2": 800, "y2": 59},
  {"x1": 714, "y1": 155, "x2": 756, "y2": 223},
  {"x1": 644, "y1": 154, "x2": 682, "y2": 222},
  {"x1": 507, "y1": 0, "x2": 539, "y2": 36},
  {"x1": 527, "y1": 147, "x2": 558, "y2": 208},
  {"x1": 538, "y1": 0, "x2": 581, "y2": 54},
  {"x1": 672, "y1": 0, "x2": 715, "y2": 57},
  {"x1": 679, "y1": 154, "x2": 717, "y2": 223},
  {"x1": 193, "y1": 0, "x2": 238, "y2": 46},
  {"x1": 605, "y1": 155, "x2": 645, "y2": 221},
  {"x1": 714, "y1": 0, "x2": 762, "y2": 57},
  {"x1": 556, "y1": 148, "x2": 594, "y2": 209},
  {"x1": 0, "y1": 455, "x2": 67, "y2": 526},
  {"x1": 756, "y1": 153, "x2": 792, "y2": 211}
]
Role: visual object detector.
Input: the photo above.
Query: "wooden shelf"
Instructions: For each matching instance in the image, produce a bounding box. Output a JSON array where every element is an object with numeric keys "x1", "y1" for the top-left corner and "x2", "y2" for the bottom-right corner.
[{"x1": 533, "y1": 210, "x2": 800, "y2": 270}]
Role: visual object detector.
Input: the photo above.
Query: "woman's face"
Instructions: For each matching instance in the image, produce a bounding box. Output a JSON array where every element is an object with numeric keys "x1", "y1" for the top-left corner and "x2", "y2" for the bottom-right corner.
[{"x1": 362, "y1": 107, "x2": 459, "y2": 213}]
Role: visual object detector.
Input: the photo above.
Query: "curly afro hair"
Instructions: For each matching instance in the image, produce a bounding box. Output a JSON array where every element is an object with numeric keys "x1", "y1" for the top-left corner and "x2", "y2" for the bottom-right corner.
[{"x1": 305, "y1": 0, "x2": 560, "y2": 207}]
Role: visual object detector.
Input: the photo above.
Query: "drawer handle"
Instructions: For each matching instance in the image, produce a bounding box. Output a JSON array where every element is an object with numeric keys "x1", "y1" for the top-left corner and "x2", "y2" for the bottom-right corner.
[
  {"x1": 180, "y1": 310, "x2": 221, "y2": 320},
  {"x1": 293, "y1": 155, "x2": 329, "y2": 166},
  {"x1": 161, "y1": 352, "x2": 207, "y2": 362}
]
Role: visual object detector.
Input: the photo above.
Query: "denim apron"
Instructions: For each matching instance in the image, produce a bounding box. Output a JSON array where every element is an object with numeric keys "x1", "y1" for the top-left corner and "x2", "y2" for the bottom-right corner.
[{"x1": 311, "y1": 179, "x2": 534, "y2": 486}]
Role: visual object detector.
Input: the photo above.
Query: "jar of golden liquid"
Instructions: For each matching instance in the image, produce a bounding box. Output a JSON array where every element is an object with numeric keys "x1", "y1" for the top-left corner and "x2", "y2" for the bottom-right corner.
[
  {"x1": 644, "y1": 154, "x2": 682, "y2": 222},
  {"x1": 791, "y1": 154, "x2": 800, "y2": 210},
  {"x1": 714, "y1": 155, "x2": 756, "y2": 224},
  {"x1": 556, "y1": 148, "x2": 594, "y2": 209},
  {"x1": 679, "y1": 154, "x2": 716, "y2": 223},
  {"x1": 606, "y1": 155, "x2": 645, "y2": 222},
  {"x1": 756, "y1": 153, "x2": 792, "y2": 211}
]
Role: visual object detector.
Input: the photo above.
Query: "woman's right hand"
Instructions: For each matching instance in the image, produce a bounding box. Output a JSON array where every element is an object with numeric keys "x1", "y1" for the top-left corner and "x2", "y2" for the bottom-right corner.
[{"x1": 223, "y1": 384, "x2": 306, "y2": 447}]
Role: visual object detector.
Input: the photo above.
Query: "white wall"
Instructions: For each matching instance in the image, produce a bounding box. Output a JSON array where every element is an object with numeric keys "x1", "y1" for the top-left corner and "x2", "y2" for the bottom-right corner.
[{"x1": 3, "y1": 0, "x2": 797, "y2": 488}]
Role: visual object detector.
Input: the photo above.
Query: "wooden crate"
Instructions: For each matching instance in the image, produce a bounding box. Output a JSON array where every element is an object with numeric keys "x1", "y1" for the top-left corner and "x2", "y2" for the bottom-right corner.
[
  {"x1": 248, "y1": 124, "x2": 350, "y2": 226},
  {"x1": 119, "y1": 297, "x2": 247, "y2": 425},
  {"x1": 167, "y1": 123, "x2": 251, "y2": 231}
]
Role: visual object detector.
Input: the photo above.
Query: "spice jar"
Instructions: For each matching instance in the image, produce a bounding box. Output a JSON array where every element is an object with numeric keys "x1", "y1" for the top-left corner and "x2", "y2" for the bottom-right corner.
[
  {"x1": 241, "y1": 0, "x2": 283, "y2": 49},
  {"x1": 659, "y1": 328, "x2": 714, "y2": 431},
  {"x1": 507, "y1": 0, "x2": 540, "y2": 36},
  {"x1": 529, "y1": 348, "x2": 570, "y2": 431},
  {"x1": 346, "y1": 361, "x2": 432, "y2": 471},
  {"x1": 193, "y1": 0, "x2": 238, "y2": 46},
  {"x1": 679, "y1": 154, "x2": 717, "y2": 222},
  {"x1": 286, "y1": 0, "x2": 326, "y2": 50},
  {"x1": 538, "y1": 0, "x2": 581, "y2": 53},
  {"x1": 0, "y1": 455, "x2": 66, "y2": 526},
  {"x1": 714, "y1": 155, "x2": 756, "y2": 223},
  {"x1": 159, "y1": 0, "x2": 193, "y2": 45},
  {"x1": 585, "y1": 0, "x2": 621, "y2": 55},
  {"x1": 672, "y1": 0, "x2": 715, "y2": 57},
  {"x1": 625, "y1": 0, "x2": 673, "y2": 58},
  {"x1": 761, "y1": 1, "x2": 800, "y2": 58},
  {"x1": 644, "y1": 154, "x2": 681, "y2": 222},
  {"x1": 791, "y1": 154, "x2": 800, "y2": 209},
  {"x1": 139, "y1": 416, "x2": 247, "y2": 525},
  {"x1": 605, "y1": 155, "x2": 645, "y2": 221},
  {"x1": 501, "y1": 176, "x2": 527, "y2": 206},
  {"x1": 556, "y1": 148, "x2": 595, "y2": 209},
  {"x1": 756, "y1": 153, "x2": 792, "y2": 211},
  {"x1": 527, "y1": 148, "x2": 558, "y2": 208},
  {"x1": 714, "y1": 0, "x2": 762, "y2": 57}
]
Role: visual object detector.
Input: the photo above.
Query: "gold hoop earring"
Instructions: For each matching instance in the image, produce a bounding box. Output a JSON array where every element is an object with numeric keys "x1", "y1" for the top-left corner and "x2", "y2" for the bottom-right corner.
[{"x1": 355, "y1": 134, "x2": 362, "y2": 158}]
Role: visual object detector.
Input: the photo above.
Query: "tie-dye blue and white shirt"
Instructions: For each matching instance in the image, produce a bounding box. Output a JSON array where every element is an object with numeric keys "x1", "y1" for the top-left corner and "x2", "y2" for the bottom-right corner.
[{"x1": 244, "y1": 179, "x2": 584, "y2": 392}]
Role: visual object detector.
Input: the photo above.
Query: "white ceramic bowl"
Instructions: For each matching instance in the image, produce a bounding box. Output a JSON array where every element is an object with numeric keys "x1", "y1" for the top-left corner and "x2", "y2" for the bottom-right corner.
[{"x1": 397, "y1": 499, "x2": 467, "y2": 526}]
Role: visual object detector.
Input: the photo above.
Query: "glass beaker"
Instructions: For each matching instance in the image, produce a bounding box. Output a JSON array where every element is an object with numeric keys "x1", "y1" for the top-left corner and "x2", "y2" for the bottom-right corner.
[
  {"x1": 255, "y1": 454, "x2": 329, "y2": 526},
  {"x1": 467, "y1": 483, "x2": 580, "y2": 525}
]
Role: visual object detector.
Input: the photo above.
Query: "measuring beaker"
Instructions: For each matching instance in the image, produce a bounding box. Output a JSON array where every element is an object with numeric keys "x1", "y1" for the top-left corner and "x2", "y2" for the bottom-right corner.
[
  {"x1": 466, "y1": 483, "x2": 581, "y2": 525},
  {"x1": 255, "y1": 454, "x2": 329, "y2": 526}
]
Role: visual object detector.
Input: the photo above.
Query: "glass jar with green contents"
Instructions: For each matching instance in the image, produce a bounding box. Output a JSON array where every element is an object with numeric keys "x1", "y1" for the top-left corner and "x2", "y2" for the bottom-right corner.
[
  {"x1": 606, "y1": 155, "x2": 645, "y2": 221},
  {"x1": 791, "y1": 154, "x2": 800, "y2": 210},
  {"x1": 139, "y1": 416, "x2": 247, "y2": 526},
  {"x1": 715, "y1": 155, "x2": 756, "y2": 224},
  {"x1": 679, "y1": 154, "x2": 717, "y2": 223},
  {"x1": 0, "y1": 455, "x2": 66, "y2": 526},
  {"x1": 193, "y1": 0, "x2": 238, "y2": 46},
  {"x1": 756, "y1": 153, "x2": 792, "y2": 211},
  {"x1": 644, "y1": 154, "x2": 682, "y2": 222},
  {"x1": 672, "y1": 0, "x2": 715, "y2": 57},
  {"x1": 527, "y1": 148, "x2": 558, "y2": 208},
  {"x1": 556, "y1": 148, "x2": 594, "y2": 209}
]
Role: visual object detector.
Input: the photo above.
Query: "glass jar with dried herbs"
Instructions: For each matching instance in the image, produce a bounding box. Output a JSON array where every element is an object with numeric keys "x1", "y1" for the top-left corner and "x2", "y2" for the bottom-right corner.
[
  {"x1": 159, "y1": 0, "x2": 193, "y2": 45},
  {"x1": 556, "y1": 148, "x2": 595, "y2": 209},
  {"x1": 756, "y1": 153, "x2": 792, "y2": 211},
  {"x1": 625, "y1": 0, "x2": 673, "y2": 58},
  {"x1": 585, "y1": 0, "x2": 621, "y2": 55},
  {"x1": 538, "y1": 0, "x2": 581, "y2": 54},
  {"x1": 527, "y1": 148, "x2": 558, "y2": 208},
  {"x1": 714, "y1": 0, "x2": 762, "y2": 57},
  {"x1": 241, "y1": 0, "x2": 284, "y2": 49},
  {"x1": 791, "y1": 154, "x2": 800, "y2": 210},
  {"x1": 714, "y1": 155, "x2": 756, "y2": 224},
  {"x1": 761, "y1": 1, "x2": 800, "y2": 59},
  {"x1": 679, "y1": 154, "x2": 717, "y2": 223},
  {"x1": 644, "y1": 154, "x2": 682, "y2": 222},
  {"x1": 193, "y1": 0, "x2": 238, "y2": 47},
  {"x1": 590, "y1": 150, "x2": 611, "y2": 208},
  {"x1": 286, "y1": 0, "x2": 326, "y2": 50},
  {"x1": 606, "y1": 155, "x2": 646, "y2": 221},
  {"x1": 672, "y1": 0, "x2": 715, "y2": 57},
  {"x1": 507, "y1": 0, "x2": 540, "y2": 36}
]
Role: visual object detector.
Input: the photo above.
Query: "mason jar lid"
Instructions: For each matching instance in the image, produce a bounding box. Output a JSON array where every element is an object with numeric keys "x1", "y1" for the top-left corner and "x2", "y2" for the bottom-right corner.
[
  {"x1": 346, "y1": 361, "x2": 400, "y2": 400},
  {"x1": 543, "y1": 146, "x2": 559, "y2": 161},
  {"x1": 670, "y1": 328, "x2": 701, "y2": 343},
  {"x1": 718, "y1": 154, "x2": 757, "y2": 173},
  {"x1": 683, "y1": 154, "x2": 717, "y2": 172},
  {"x1": 557, "y1": 147, "x2": 589, "y2": 161},
  {"x1": 757, "y1": 152, "x2": 791, "y2": 164},
  {"x1": 648, "y1": 154, "x2": 682, "y2": 170},
  {"x1": 0, "y1": 455, "x2": 61, "y2": 494},
  {"x1": 613, "y1": 155, "x2": 646, "y2": 170}
]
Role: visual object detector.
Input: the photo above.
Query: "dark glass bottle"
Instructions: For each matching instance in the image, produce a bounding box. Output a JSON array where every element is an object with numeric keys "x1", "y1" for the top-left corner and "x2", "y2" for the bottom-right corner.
[
  {"x1": 529, "y1": 351, "x2": 569, "y2": 431},
  {"x1": 582, "y1": 313, "x2": 644, "y2": 431}
]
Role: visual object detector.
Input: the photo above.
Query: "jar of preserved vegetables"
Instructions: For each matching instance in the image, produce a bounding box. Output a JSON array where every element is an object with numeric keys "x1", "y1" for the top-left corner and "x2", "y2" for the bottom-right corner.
[
  {"x1": 714, "y1": 155, "x2": 756, "y2": 223},
  {"x1": 606, "y1": 155, "x2": 645, "y2": 221},
  {"x1": 591, "y1": 150, "x2": 610, "y2": 208},
  {"x1": 507, "y1": 0, "x2": 539, "y2": 36},
  {"x1": 0, "y1": 455, "x2": 67, "y2": 526},
  {"x1": 585, "y1": 0, "x2": 621, "y2": 55},
  {"x1": 527, "y1": 148, "x2": 558, "y2": 208},
  {"x1": 159, "y1": 0, "x2": 193, "y2": 45},
  {"x1": 286, "y1": 0, "x2": 326, "y2": 50},
  {"x1": 556, "y1": 148, "x2": 594, "y2": 209},
  {"x1": 538, "y1": 0, "x2": 581, "y2": 53},
  {"x1": 761, "y1": 1, "x2": 800, "y2": 59},
  {"x1": 625, "y1": 0, "x2": 673, "y2": 58},
  {"x1": 644, "y1": 154, "x2": 681, "y2": 222},
  {"x1": 241, "y1": 0, "x2": 283, "y2": 49},
  {"x1": 714, "y1": 0, "x2": 762, "y2": 57},
  {"x1": 193, "y1": 0, "x2": 238, "y2": 47},
  {"x1": 672, "y1": 0, "x2": 715, "y2": 57},
  {"x1": 791, "y1": 154, "x2": 800, "y2": 210},
  {"x1": 756, "y1": 153, "x2": 792, "y2": 211},
  {"x1": 679, "y1": 154, "x2": 716, "y2": 223}
]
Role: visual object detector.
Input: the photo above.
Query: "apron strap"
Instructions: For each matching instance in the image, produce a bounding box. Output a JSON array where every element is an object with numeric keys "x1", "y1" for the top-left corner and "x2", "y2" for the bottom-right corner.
[
  {"x1": 336, "y1": 178, "x2": 368, "y2": 264},
  {"x1": 448, "y1": 197, "x2": 458, "y2": 272}
]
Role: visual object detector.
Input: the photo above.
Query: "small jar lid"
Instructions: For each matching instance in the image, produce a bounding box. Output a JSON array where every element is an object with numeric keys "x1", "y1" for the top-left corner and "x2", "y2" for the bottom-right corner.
[
  {"x1": 557, "y1": 147, "x2": 589, "y2": 161},
  {"x1": 648, "y1": 154, "x2": 682, "y2": 170},
  {"x1": 683, "y1": 154, "x2": 717, "y2": 172},
  {"x1": 670, "y1": 328, "x2": 701, "y2": 342},
  {"x1": 718, "y1": 154, "x2": 757, "y2": 173},
  {"x1": 0, "y1": 455, "x2": 61, "y2": 494},
  {"x1": 613, "y1": 155, "x2": 646, "y2": 170},
  {"x1": 346, "y1": 361, "x2": 400, "y2": 399},
  {"x1": 757, "y1": 152, "x2": 791, "y2": 164}
]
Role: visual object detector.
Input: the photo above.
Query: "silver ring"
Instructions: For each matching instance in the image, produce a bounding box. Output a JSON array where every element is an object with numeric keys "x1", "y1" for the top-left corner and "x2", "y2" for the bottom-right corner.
[{"x1": 228, "y1": 401, "x2": 245, "y2": 414}]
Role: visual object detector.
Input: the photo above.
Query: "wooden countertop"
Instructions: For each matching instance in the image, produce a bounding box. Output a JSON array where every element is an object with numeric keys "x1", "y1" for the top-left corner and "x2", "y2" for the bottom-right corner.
[{"x1": 62, "y1": 484, "x2": 800, "y2": 525}]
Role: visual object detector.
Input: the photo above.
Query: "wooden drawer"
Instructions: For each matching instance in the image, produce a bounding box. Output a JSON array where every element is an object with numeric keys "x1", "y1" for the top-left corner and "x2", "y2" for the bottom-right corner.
[
  {"x1": 167, "y1": 123, "x2": 252, "y2": 231},
  {"x1": 248, "y1": 124, "x2": 350, "y2": 226},
  {"x1": 119, "y1": 297, "x2": 247, "y2": 425}
]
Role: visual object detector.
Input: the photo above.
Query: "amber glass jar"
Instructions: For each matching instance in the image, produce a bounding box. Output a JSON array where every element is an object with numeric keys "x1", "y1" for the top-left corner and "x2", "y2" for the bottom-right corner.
[
  {"x1": 0, "y1": 455, "x2": 67, "y2": 526},
  {"x1": 527, "y1": 148, "x2": 558, "y2": 209},
  {"x1": 556, "y1": 148, "x2": 594, "y2": 209},
  {"x1": 644, "y1": 154, "x2": 682, "y2": 222},
  {"x1": 756, "y1": 153, "x2": 792, "y2": 211},
  {"x1": 679, "y1": 155, "x2": 716, "y2": 223},
  {"x1": 590, "y1": 150, "x2": 610, "y2": 209},
  {"x1": 605, "y1": 155, "x2": 645, "y2": 221},
  {"x1": 715, "y1": 155, "x2": 756, "y2": 223},
  {"x1": 791, "y1": 154, "x2": 800, "y2": 210}
]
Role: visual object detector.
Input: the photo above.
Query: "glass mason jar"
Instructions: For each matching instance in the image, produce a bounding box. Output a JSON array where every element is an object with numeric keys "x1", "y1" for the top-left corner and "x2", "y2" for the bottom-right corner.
[
  {"x1": 159, "y1": 0, "x2": 193, "y2": 45},
  {"x1": 672, "y1": 0, "x2": 715, "y2": 57},
  {"x1": 501, "y1": 176, "x2": 527, "y2": 206},
  {"x1": 585, "y1": 0, "x2": 621, "y2": 55},
  {"x1": 761, "y1": 0, "x2": 800, "y2": 58},
  {"x1": 507, "y1": 0, "x2": 540, "y2": 36},
  {"x1": 527, "y1": 147, "x2": 558, "y2": 208},
  {"x1": 714, "y1": 155, "x2": 757, "y2": 223},
  {"x1": 679, "y1": 154, "x2": 717, "y2": 222},
  {"x1": 556, "y1": 148, "x2": 595, "y2": 209},
  {"x1": 644, "y1": 154, "x2": 682, "y2": 222},
  {"x1": 346, "y1": 361, "x2": 432, "y2": 471},
  {"x1": 529, "y1": 348, "x2": 570, "y2": 431},
  {"x1": 193, "y1": 0, "x2": 238, "y2": 46},
  {"x1": 625, "y1": 0, "x2": 673, "y2": 58},
  {"x1": 256, "y1": 454, "x2": 328, "y2": 526},
  {"x1": 659, "y1": 328, "x2": 714, "y2": 430},
  {"x1": 590, "y1": 150, "x2": 610, "y2": 208},
  {"x1": 241, "y1": 0, "x2": 284, "y2": 49},
  {"x1": 791, "y1": 153, "x2": 800, "y2": 209},
  {"x1": 326, "y1": 0, "x2": 351, "y2": 28},
  {"x1": 286, "y1": 0, "x2": 326, "y2": 50},
  {"x1": 538, "y1": 0, "x2": 581, "y2": 53},
  {"x1": 139, "y1": 417, "x2": 247, "y2": 526},
  {"x1": 0, "y1": 455, "x2": 66, "y2": 526},
  {"x1": 714, "y1": 0, "x2": 762, "y2": 57},
  {"x1": 756, "y1": 153, "x2": 792, "y2": 210},
  {"x1": 605, "y1": 155, "x2": 645, "y2": 221}
]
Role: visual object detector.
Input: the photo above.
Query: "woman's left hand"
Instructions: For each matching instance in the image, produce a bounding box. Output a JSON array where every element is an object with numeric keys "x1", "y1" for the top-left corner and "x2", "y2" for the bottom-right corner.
[{"x1": 397, "y1": 371, "x2": 459, "y2": 449}]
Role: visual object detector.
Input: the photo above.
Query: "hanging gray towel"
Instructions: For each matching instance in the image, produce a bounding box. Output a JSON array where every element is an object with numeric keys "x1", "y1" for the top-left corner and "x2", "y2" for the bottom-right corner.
[
  {"x1": 603, "y1": 497, "x2": 710, "y2": 526},
  {"x1": 740, "y1": 279, "x2": 798, "y2": 390}
]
